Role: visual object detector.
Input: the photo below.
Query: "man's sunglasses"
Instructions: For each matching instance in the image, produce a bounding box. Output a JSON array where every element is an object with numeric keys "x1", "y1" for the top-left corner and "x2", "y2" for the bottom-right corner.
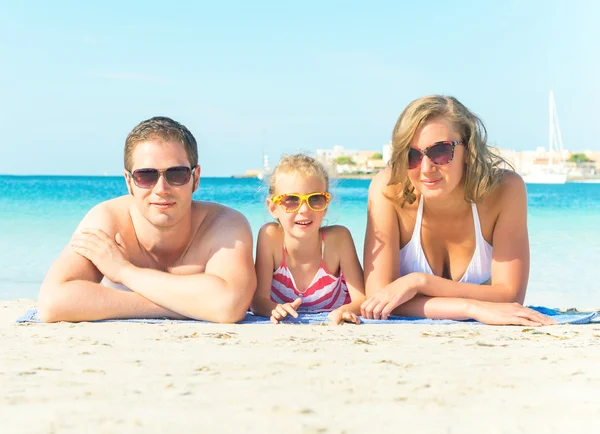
[
  {"x1": 408, "y1": 141, "x2": 464, "y2": 170},
  {"x1": 271, "y1": 192, "x2": 331, "y2": 213},
  {"x1": 128, "y1": 166, "x2": 195, "y2": 189}
]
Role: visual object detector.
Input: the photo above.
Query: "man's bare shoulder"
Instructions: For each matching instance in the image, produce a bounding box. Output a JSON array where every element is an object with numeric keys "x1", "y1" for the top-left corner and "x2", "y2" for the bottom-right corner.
[
  {"x1": 191, "y1": 201, "x2": 252, "y2": 241},
  {"x1": 259, "y1": 222, "x2": 281, "y2": 238},
  {"x1": 192, "y1": 200, "x2": 248, "y2": 224},
  {"x1": 78, "y1": 196, "x2": 134, "y2": 235}
]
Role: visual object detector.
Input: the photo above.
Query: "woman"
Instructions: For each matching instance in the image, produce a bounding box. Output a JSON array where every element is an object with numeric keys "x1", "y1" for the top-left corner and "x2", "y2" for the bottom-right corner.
[{"x1": 361, "y1": 95, "x2": 555, "y2": 326}]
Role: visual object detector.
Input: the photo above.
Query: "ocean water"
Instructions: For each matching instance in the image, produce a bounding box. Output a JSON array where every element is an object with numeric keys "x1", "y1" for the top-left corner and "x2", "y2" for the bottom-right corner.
[{"x1": 1, "y1": 176, "x2": 599, "y2": 307}]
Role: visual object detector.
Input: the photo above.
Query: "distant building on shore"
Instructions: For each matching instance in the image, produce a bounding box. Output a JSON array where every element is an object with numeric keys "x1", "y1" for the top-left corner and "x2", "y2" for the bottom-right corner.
[
  {"x1": 495, "y1": 147, "x2": 599, "y2": 180},
  {"x1": 239, "y1": 145, "x2": 599, "y2": 181},
  {"x1": 315, "y1": 143, "x2": 390, "y2": 176}
]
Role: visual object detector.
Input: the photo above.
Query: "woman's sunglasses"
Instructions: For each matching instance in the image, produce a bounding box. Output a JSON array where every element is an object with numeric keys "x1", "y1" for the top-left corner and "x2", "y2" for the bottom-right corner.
[
  {"x1": 408, "y1": 141, "x2": 464, "y2": 170},
  {"x1": 128, "y1": 166, "x2": 195, "y2": 189},
  {"x1": 271, "y1": 192, "x2": 331, "y2": 213}
]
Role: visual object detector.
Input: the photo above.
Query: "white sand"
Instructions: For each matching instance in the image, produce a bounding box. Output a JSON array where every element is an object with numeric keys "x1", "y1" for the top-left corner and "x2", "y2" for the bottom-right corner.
[{"x1": 2, "y1": 299, "x2": 600, "y2": 434}]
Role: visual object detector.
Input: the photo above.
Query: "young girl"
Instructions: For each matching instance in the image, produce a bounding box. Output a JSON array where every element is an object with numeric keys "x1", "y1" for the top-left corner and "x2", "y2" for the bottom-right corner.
[{"x1": 251, "y1": 154, "x2": 365, "y2": 324}]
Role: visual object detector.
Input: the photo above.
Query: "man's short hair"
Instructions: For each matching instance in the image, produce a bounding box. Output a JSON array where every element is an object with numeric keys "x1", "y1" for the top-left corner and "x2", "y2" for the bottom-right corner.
[{"x1": 124, "y1": 116, "x2": 198, "y2": 171}]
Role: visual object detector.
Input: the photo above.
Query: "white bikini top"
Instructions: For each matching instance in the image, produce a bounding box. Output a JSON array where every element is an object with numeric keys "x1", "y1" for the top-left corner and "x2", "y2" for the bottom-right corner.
[{"x1": 399, "y1": 195, "x2": 492, "y2": 284}]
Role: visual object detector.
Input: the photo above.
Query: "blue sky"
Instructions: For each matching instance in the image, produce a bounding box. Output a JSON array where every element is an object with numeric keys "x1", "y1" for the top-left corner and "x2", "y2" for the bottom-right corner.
[{"x1": 1, "y1": 0, "x2": 598, "y2": 176}]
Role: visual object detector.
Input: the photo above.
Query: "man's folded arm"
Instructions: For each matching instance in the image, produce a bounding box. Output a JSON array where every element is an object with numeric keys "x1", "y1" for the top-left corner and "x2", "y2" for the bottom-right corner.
[
  {"x1": 38, "y1": 204, "x2": 185, "y2": 323},
  {"x1": 119, "y1": 214, "x2": 257, "y2": 323},
  {"x1": 38, "y1": 248, "x2": 185, "y2": 322}
]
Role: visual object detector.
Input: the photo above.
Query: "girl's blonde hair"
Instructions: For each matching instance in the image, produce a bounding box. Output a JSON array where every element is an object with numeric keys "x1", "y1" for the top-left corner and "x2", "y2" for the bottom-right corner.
[
  {"x1": 268, "y1": 154, "x2": 330, "y2": 196},
  {"x1": 388, "y1": 95, "x2": 512, "y2": 206}
]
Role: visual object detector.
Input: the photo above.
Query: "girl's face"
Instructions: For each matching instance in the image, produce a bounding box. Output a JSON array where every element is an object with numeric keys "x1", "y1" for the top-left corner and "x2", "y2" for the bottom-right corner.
[
  {"x1": 268, "y1": 172, "x2": 328, "y2": 239},
  {"x1": 407, "y1": 117, "x2": 466, "y2": 200}
]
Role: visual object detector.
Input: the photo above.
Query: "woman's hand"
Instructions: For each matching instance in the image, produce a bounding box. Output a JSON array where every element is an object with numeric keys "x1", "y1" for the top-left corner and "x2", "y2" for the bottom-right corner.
[
  {"x1": 467, "y1": 300, "x2": 557, "y2": 326},
  {"x1": 360, "y1": 275, "x2": 420, "y2": 320},
  {"x1": 270, "y1": 298, "x2": 302, "y2": 324}
]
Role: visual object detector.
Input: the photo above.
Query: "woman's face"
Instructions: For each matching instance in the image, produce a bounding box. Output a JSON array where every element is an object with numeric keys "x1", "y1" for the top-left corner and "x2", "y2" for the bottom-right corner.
[{"x1": 407, "y1": 117, "x2": 466, "y2": 200}]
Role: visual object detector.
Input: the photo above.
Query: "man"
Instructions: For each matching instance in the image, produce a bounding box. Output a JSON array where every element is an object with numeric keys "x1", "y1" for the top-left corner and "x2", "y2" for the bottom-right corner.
[{"x1": 38, "y1": 117, "x2": 256, "y2": 323}]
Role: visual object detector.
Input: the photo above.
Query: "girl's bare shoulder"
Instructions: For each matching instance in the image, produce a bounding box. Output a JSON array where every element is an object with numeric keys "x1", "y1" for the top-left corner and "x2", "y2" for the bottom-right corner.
[{"x1": 322, "y1": 225, "x2": 354, "y2": 246}]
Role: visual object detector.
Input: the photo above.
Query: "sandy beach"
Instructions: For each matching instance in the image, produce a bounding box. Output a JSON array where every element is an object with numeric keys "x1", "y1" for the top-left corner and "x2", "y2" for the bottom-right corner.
[{"x1": 2, "y1": 299, "x2": 599, "y2": 434}]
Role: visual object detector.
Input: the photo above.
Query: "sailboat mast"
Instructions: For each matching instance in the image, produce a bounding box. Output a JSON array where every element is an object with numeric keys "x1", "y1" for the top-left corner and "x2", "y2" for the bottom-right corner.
[
  {"x1": 552, "y1": 94, "x2": 565, "y2": 163},
  {"x1": 549, "y1": 90, "x2": 554, "y2": 166}
]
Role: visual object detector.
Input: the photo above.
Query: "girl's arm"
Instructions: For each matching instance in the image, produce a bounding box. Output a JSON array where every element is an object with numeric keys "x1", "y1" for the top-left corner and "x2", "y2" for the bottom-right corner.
[{"x1": 250, "y1": 224, "x2": 279, "y2": 317}]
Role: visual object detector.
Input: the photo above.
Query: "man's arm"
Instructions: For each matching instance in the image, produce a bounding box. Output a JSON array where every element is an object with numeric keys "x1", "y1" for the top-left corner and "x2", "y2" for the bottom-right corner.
[
  {"x1": 38, "y1": 203, "x2": 185, "y2": 322},
  {"x1": 108, "y1": 210, "x2": 256, "y2": 323}
]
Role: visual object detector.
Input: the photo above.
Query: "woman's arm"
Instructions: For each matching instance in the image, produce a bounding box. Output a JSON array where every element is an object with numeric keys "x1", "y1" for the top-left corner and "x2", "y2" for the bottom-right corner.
[
  {"x1": 390, "y1": 295, "x2": 555, "y2": 326},
  {"x1": 412, "y1": 172, "x2": 530, "y2": 303},
  {"x1": 328, "y1": 225, "x2": 365, "y2": 315},
  {"x1": 360, "y1": 172, "x2": 551, "y2": 325},
  {"x1": 363, "y1": 170, "x2": 401, "y2": 297}
]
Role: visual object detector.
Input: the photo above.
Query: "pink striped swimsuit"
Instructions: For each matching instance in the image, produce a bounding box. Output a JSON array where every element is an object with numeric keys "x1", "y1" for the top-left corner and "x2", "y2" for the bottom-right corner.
[{"x1": 270, "y1": 231, "x2": 351, "y2": 312}]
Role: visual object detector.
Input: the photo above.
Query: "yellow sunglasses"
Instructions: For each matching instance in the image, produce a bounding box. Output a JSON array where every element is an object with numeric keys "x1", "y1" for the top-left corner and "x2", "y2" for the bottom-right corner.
[{"x1": 271, "y1": 192, "x2": 331, "y2": 213}]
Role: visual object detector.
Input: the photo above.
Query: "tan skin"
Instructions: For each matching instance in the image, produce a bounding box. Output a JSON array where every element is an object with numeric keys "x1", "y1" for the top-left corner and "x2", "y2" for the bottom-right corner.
[
  {"x1": 38, "y1": 139, "x2": 256, "y2": 323},
  {"x1": 362, "y1": 117, "x2": 556, "y2": 326},
  {"x1": 251, "y1": 172, "x2": 366, "y2": 324}
]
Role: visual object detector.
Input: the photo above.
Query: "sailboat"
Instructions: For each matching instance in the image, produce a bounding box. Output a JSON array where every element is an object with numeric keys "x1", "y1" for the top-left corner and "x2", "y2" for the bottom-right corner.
[
  {"x1": 523, "y1": 91, "x2": 568, "y2": 184},
  {"x1": 256, "y1": 154, "x2": 271, "y2": 180}
]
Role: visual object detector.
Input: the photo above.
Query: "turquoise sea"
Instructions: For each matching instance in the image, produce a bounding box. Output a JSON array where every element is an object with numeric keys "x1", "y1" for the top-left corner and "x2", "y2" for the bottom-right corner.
[{"x1": 1, "y1": 176, "x2": 599, "y2": 307}]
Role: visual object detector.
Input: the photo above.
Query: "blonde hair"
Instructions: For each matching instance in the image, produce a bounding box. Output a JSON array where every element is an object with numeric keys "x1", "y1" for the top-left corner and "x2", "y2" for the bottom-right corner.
[
  {"x1": 388, "y1": 95, "x2": 512, "y2": 206},
  {"x1": 268, "y1": 154, "x2": 330, "y2": 196}
]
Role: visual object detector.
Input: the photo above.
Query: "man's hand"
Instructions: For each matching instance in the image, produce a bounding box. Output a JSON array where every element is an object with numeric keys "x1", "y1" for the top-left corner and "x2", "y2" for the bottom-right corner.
[
  {"x1": 328, "y1": 308, "x2": 360, "y2": 325},
  {"x1": 270, "y1": 298, "x2": 302, "y2": 324},
  {"x1": 361, "y1": 276, "x2": 418, "y2": 320},
  {"x1": 70, "y1": 229, "x2": 131, "y2": 284}
]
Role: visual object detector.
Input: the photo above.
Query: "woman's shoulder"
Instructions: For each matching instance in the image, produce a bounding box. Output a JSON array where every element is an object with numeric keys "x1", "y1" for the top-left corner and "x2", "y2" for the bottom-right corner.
[
  {"x1": 368, "y1": 168, "x2": 400, "y2": 205},
  {"x1": 499, "y1": 169, "x2": 525, "y2": 187},
  {"x1": 491, "y1": 170, "x2": 526, "y2": 199},
  {"x1": 369, "y1": 168, "x2": 392, "y2": 193},
  {"x1": 480, "y1": 170, "x2": 527, "y2": 211}
]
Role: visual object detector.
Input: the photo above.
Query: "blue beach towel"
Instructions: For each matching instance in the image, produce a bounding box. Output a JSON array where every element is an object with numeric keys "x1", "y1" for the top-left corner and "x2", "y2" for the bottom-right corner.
[{"x1": 15, "y1": 306, "x2": 598, "y2": 325}]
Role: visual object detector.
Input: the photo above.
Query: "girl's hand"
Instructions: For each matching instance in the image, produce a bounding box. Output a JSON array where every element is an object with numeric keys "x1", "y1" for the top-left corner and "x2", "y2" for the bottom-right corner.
[
  {"x1": 270, "y1": 298, "x2": 302, "y2": 324},
  {"x1": 328, "y1": 308, "x2": 360, "y2": 325},
  {"x1": 361, "y1": 277, "x2": 418, "y2": 320}
]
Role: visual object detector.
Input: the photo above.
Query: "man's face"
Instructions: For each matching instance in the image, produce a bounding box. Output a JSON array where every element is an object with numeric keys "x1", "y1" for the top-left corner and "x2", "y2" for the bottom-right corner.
[{"x1": 124, "y1": 139, "x2": 200, "y2": 229}]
